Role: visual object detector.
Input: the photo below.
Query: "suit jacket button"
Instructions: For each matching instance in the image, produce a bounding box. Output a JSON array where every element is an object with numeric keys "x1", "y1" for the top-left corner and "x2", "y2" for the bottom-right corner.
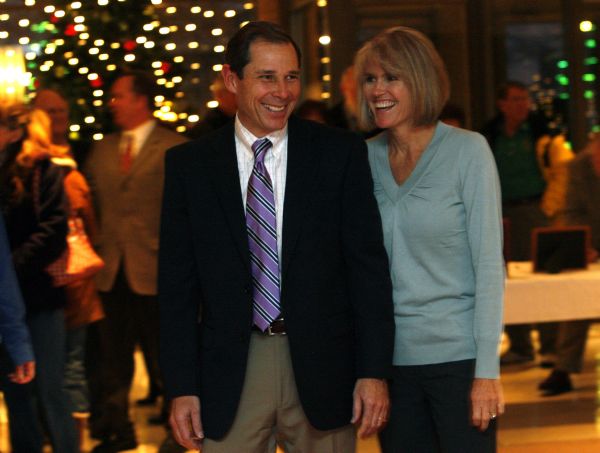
[{"x1": 244, "y1": 284, "x2": 251, "y2": 294}]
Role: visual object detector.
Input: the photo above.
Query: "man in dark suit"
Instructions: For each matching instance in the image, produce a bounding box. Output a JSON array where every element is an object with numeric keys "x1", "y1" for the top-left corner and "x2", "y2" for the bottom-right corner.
[{"x1": 159, "y1": 21, "x2": 394, "y2": 452}]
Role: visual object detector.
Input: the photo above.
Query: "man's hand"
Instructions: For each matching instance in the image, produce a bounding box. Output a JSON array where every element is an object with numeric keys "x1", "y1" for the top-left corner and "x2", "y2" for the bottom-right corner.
[
  {"x1": 470, "y1": 378, "x2": 505, "y2": 431},
  {"x1": 9, "y1": 361, "x2": 35, "y2": 384},
  {"x1": 170, "y1": 395, "x2": 204, "y2": 450},
  {"x1": 351, "y1": 378, "x2": 389, "y2": 438}
]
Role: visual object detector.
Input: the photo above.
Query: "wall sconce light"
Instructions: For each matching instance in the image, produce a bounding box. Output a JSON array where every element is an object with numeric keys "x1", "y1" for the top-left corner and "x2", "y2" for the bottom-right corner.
[{"x1": 0, "y1": 46, "x2": 30, "y2": 105}]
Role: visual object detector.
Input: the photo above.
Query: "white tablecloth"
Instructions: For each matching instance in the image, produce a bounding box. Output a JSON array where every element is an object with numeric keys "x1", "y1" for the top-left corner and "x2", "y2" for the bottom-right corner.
[{"x1": 504, "y1": 262, "x2": 600, "y2": 324}]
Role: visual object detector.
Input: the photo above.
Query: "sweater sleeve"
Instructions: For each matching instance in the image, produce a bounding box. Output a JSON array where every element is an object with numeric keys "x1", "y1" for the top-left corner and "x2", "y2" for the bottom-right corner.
[{"x1": 460, "y1": 133, "x2": 505, "y2": 379}]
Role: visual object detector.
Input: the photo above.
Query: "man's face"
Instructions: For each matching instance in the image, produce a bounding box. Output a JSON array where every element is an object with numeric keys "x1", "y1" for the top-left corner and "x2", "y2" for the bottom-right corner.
[
  {"x1": 109, "y1": 76, "x2": 148, "y2": 130},
  {"x1": 498, "y1": 87, "x2": 531, "y2": 125},
  {"x1": 223, "y1": 40, "x2": 300, "y2": 137},
  {"x1": 33, "y1": 90, "x2": 69, "y2": 139}
]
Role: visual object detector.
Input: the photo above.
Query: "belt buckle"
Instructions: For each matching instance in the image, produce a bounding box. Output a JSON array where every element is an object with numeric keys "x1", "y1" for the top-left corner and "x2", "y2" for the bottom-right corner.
[{"x1": 265, "y1": 318, "x2": 286, "y2": 336}]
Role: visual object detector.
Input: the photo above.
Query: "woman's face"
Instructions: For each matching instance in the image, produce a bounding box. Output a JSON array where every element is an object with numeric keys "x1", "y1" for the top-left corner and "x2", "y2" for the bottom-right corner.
[{"x1": 361, "y1": 61, "x2": 412, "y2": 131}]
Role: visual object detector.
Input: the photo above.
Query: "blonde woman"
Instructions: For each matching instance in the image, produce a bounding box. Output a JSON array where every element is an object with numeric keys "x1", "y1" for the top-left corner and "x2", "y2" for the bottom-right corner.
[
  {"x1": 0, "y1": 105, "x2": 78, "y2": 452},
  {"x1": 355, "y1": 27, "x2": 505, "y2": 452}
]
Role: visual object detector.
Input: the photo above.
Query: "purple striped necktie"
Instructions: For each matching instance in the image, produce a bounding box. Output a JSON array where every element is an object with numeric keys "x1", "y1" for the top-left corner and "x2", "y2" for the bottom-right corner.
[{"x1": 246, "y1": 138, "x2": 281, "y2": 331}]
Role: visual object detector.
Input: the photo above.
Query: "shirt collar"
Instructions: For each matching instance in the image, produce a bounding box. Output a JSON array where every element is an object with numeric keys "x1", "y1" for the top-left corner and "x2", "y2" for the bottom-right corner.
[
  {"x1": 123, "y1": 119, "x2": 156, "y2": 144},
  {"x1": 234, "y1": 115, "x2": 287, "y2": 158}
]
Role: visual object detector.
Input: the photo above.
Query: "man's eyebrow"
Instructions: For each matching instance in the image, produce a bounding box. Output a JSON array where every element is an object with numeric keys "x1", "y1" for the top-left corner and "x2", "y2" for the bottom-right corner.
[{"x1": 252, "y1": 69, "x2": 301, "y2": 75}]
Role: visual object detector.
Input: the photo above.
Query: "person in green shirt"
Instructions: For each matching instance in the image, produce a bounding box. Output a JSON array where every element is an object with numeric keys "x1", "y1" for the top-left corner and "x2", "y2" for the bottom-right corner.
[{"x1": 482, "y1": 81, "x2": 556, "y2": 366}]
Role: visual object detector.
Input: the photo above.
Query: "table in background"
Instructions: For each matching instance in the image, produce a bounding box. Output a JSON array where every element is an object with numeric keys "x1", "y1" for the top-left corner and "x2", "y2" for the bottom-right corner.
[{"x1": 504, "y1": 262, "x2": 600, "y2": 324}]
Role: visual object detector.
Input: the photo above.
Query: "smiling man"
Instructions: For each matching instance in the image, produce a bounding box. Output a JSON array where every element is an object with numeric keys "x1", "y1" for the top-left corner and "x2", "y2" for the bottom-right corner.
[{"x1": 159, "y1": 21, "x2": 395, "y2": 453}]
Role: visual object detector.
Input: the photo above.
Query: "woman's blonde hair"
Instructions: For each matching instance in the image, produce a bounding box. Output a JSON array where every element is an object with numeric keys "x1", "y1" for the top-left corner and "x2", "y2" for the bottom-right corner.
[
  {"x1": 16, "y1": 108, "x2": 69, "y2": 168},
  {"x1": 354, "y1": 26, "x2": 450, "y2": 131},
  {"x1": 3, "y1": 108, "x2": 69, "y2": 203}
]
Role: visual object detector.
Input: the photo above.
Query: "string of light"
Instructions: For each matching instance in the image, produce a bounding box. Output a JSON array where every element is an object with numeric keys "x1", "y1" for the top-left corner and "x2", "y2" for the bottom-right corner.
[{"x1": 0, "y1": 0, "x2": 256, "y2": 139}]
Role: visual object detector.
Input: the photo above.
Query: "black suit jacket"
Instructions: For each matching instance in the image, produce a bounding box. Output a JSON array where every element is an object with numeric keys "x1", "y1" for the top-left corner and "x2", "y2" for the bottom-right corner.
[{"x1": 159, "y1": 116, "x2": 394, "y2": 439}]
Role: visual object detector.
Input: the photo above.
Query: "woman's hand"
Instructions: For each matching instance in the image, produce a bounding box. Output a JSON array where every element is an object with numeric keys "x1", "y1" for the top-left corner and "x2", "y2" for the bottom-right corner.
[{"x1": 470, "y1": 378, "x2": 504, "y2": 431}]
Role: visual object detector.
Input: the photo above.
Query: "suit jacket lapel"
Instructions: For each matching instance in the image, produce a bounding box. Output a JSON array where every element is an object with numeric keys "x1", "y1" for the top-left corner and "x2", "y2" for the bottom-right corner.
[
  {"x1": 281, "y1": 117, "x2": 320, "y2": 277},
  {"x1": 207, "y1": 124, "x2": 251, "y2": 272}
]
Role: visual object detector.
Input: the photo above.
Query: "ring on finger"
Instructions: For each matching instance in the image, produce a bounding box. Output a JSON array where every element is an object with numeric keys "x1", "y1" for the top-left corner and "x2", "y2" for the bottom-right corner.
[{"x1": 490, "y1": 413, "x2": 497, "y2": 420}]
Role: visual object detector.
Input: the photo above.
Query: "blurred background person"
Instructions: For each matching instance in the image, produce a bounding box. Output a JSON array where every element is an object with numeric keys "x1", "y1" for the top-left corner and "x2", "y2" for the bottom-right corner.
[
  {"x1": 0, "y1": 208, "x2": 35, "y2": 385},
  {"x1": 535, "y1": 132, "x2": 575, "y2": 224},
  {"x1": 187, "y1": 75, "x2": 237, "y2": 139},
  {"x1": 538, "y1": 134, "x2": 600, "y2": 396},
  {"x1": 0, "y1": 107, "x2": 36, "y2": 387},
  {"x1": 34, "y1": 88, "x2": 105, "y2": 446},
  {"x1": 0, "y1": 104, "x2": 78, "y2": 452},
  {"x1": 327, "y1": 65, "x2": 360, "y2": 132},
  {"x1": 481, "y1": 81, "x2": 557, "y2": 366},
  {"x1": 356, "y1": 26, "x2": 505, "y2": 452},
  {"x1": 33, "y1": 88, "x2": 91, "y2": 168},
  {"x1": 84, "y1": 71, "x2": 187, "y2": 452}
]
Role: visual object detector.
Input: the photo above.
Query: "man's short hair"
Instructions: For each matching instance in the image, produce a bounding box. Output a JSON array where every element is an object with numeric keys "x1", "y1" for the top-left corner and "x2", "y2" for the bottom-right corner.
[
  {"x1": 224, "y1": 21, "x2": 301, "y2": 78},
  {"x1": 354, "y1": 26, "x2": 450, "y2": 130},
  {"x1": 118, "y1": 70, "x2": 156, "y2": 111},
  {"x1": 496, "y1": 80, "x2": 528, "y2": 100}
]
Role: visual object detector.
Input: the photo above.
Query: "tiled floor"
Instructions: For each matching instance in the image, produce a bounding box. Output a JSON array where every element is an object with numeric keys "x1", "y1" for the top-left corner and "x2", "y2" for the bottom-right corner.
[{"x1": 3, "y1": 326, "x2": 600, "y2": 452}]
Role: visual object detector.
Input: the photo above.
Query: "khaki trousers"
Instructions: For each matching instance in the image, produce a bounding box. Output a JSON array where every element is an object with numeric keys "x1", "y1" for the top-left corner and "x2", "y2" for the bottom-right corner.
[{"x1": 202, "y1": 332, "x2": 356, "y2": 453}]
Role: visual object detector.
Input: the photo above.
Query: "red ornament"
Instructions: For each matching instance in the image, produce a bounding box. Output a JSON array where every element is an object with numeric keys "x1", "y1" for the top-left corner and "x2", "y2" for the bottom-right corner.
[
  {"x1": 90, "y1": 77, "x2": 103, "y2": 88},
  {"x1": 65, "y1": 24, "x2": 76, "y2": 36},
  {"x1": 161, "y1": 62, "x2": 171, "y2": 73},
  {"x1": 123, "y1": 40, "x2": 137, "y2": 51}
]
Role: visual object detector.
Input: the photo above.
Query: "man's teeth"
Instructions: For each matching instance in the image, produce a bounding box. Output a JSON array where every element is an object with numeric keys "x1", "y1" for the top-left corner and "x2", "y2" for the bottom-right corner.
[
  {"x1": 264, "y1": 104, "x2": 285, "y2": 112},
  {"x1": 375, "y1": 101, "x2": 396, "y2": 109}
]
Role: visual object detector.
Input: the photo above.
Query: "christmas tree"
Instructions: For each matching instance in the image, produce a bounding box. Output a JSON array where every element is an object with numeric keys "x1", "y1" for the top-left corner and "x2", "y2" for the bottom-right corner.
[{"x1": 17, "y1": 0, "x2": 256, "y2": 139}]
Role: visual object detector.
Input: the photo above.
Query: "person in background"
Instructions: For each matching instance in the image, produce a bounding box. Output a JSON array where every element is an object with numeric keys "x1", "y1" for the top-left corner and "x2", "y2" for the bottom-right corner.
[
  {"x1": 0, "y1": 107, "x2": 35, "y2": 386},
  {"x1": 356, "y1": 26, "x2": 505, "y2": 452},
  {"x1": 481, "y1": 81, "x2": 556, "y2": 366},
  {"x1": 187, "y1": 75, "x2": 237, "y2": 139},
  {"x1": 160, "y1": 21, "x2": 394, "y2": 452},
  {"x1": 0, "y1": 210, "x2": 35, "y2": 384},
  {"x1": 0, "y1": 104, "x2": 78, "y2": 452},
  {"x1": 34, "y1": 88, "x2": 91, "y2": 168},
  {"x1": 85, "y1": 71, "x2": 187, "y2": 452},
  {"x1": 326, "y1": 65, "x2": 361, "y2": 132},
  {"x1": 34, "y1": 89, "x2": 105, "y2": 438},
  {"x1": 537, "y1": 134, "x2": 600, "y2": 396}
]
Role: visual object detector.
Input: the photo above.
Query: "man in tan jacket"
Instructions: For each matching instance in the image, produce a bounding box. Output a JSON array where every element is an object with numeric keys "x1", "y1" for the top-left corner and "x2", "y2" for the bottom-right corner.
[{"x1": 85, "y1": 71, "x2": 187, "y2": 452}]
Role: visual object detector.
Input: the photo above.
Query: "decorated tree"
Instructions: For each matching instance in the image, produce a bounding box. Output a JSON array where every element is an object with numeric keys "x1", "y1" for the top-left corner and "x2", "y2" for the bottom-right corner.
[{"x1": 16, "y1": 0, "x2": 256, "y2": 139}]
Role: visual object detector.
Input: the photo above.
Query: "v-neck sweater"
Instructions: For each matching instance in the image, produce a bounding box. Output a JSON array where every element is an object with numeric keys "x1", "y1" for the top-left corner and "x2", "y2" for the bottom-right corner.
[{"x1": 367, "y1": 121, "x2": 504, "y2": 378}]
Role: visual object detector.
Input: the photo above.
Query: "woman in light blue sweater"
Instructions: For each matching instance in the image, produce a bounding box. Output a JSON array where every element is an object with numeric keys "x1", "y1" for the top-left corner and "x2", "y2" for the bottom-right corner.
[{"x1": 355, "y1": 27, "x2": 505, "y2": 452}]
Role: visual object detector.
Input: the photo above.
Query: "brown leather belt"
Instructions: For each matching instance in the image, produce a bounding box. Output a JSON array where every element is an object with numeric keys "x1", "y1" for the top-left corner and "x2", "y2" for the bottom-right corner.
[{"x1": 253, "y1": 318, "x2": 286, "y2": 336}]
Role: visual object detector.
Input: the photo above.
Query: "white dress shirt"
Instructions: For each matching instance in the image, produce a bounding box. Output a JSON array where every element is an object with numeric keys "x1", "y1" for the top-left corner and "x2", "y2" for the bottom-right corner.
[
  {"x1": 120, "y1": 119, "x2": 156, "y2": 159},
  {"x1": 234, "y1": 115, "x2": 288, "y2": 262}
]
